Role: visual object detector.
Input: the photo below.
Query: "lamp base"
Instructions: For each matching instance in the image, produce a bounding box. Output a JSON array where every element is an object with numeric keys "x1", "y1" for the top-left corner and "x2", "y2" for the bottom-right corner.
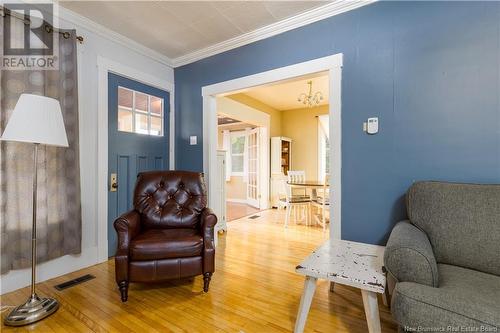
[{"x1": 4, "y1": 294, "x2": 59, "y2": 326}]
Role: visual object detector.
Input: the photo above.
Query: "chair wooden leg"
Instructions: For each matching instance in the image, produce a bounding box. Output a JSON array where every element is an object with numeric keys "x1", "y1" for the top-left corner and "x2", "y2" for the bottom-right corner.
[
  {"x1": 203, "y1": 272, "x2": 212, "y2": 292},
  {"x1": 305, "y1": 204, "x2": 309, "y2": 226},
  {"x1": 309, "y1": 204, "x2": 313, "y2": 226},
  {"x1": 322, "y1": 202, "x2": 327, "y2": 231},
  {"x1": 285, "y1": 205, "x2": 291, "y2": 228},
  {"x1": 118, "y1": 281, "x2": 129, "y2": 302}
]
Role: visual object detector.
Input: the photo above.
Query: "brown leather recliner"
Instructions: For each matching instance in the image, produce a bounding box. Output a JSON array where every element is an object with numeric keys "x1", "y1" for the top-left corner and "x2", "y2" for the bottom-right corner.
[{"x1": 113, "y1": 170, "x2": 217, "y2": 302}]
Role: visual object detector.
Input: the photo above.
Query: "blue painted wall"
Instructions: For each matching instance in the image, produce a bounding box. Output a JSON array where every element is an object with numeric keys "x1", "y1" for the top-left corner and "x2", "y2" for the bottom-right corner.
[{"x1": 174, "y1": 1, "x2": 500, "y2": 245}]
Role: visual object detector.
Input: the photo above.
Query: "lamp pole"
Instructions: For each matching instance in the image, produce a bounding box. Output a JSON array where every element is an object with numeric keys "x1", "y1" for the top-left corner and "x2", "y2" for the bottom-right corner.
[{"x1": 30, "y1": 143, "x2": 38, "y2": 299}]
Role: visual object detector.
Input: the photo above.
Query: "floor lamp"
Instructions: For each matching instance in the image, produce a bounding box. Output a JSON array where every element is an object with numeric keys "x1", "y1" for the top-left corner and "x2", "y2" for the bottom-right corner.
[{"x1": 1, "y1": 94, "x2": 69, "y2": 326}]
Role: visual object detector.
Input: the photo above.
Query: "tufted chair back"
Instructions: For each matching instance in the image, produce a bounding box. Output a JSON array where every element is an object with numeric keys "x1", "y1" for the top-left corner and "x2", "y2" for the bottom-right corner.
[{"x1": 133, "y1": 171, "x2": 207, "y2": 229}]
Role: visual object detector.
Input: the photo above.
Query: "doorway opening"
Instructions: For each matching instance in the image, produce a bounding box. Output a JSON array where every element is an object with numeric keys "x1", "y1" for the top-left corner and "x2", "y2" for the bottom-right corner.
[
  {"x1": 204, "y1": 54, "x2": 342, "y2": 242},
  {"x1": 216, "y1": 102, "x2": 270, "y2": 221}
]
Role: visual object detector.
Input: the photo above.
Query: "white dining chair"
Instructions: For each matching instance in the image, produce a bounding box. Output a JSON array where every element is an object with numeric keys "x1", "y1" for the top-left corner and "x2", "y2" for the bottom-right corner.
[
  {"x1": 287, "y1": 170, "x2": 309, "y2": 198},
  {"x1": 311, "y1": 175, "x2": 330, "y2": 231},
  {"x1": 279, "y1": 177, "x2": 311, "y2": 228}
]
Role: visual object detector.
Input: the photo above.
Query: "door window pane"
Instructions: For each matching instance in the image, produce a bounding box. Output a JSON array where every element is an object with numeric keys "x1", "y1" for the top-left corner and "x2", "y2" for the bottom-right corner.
[
  {"x1": 151, "y1": 116, "x2": 162, "y2": 136},
  {"x1": 118, "y1": 87, "x2": 133, "y2": 109},
  {"x1": 135, "y1": 92, "x2": 148, "y2": 113},
  {"x1": 135, "y1": 113, "x2": 149, "y2": 134},
  {"x1": 116, "y1": 86, "x2": 165, "y2": 136},
  {"x1": 118, "y1": 108, "x2": 133, "y2": 132},
  {"x1": 150, "y1": 96, "x2": 162, "y2": 116}
]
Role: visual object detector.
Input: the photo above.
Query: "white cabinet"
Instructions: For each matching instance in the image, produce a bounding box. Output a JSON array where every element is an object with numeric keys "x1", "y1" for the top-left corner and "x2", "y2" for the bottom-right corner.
[
  {"x1": 214, "y1": 150, "x2": 227, "y2": 235},
  {"x1": 270, "y1": 137, "x2": 292, "y2": 207}
]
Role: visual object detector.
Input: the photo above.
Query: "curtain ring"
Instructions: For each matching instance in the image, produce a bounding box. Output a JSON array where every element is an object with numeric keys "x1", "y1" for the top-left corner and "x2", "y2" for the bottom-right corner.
[
  {"x1": 44, "y1": 24, "x2": 53, "y2": 33},
  {"x1": 62, "y1": 31, "x2": 70, "y2": 39}
]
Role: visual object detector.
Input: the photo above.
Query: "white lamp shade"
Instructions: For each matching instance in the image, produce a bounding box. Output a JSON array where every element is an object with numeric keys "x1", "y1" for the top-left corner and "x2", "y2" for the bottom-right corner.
[{"x1": 1, "y1": 94, "x2": 69, "y2": 147}]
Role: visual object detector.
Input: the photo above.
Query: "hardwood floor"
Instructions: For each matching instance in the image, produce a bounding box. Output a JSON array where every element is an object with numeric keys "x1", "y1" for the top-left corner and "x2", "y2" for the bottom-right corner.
[
  {"x1": 226, "y1": 202, "x2": 260, "y2": 221},
  {"x1": 0, "y1": 209, "x2": 397, "y2": 332}
]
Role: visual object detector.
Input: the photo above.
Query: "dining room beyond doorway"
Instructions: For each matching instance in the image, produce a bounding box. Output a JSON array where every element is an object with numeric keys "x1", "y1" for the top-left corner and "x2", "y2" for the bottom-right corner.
[
  {"x1": 217, "y1": 72, "x2": 331, "y2": 231},
  {"x1": 206, "y1": 54, "x2": 342, "y2": 240}
]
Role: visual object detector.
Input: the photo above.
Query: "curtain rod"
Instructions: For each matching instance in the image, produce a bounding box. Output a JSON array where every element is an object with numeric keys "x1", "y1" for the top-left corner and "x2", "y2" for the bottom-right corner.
[{"x1": 0, "y1": 6, "x2": 84, "y2": 43}]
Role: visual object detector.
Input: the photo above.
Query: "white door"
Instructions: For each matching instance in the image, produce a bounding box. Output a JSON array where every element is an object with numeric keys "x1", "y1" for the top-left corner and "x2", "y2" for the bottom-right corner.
[{"x1": 247, "y1": 128, "x2": 260, "y2": 208}]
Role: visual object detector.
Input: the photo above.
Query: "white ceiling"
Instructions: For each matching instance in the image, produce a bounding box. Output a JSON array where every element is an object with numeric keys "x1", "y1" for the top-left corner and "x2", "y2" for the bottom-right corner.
[
  {"x1": 238, "y1": 73, "x2": 329, "y2": 110},
  {"x1": 60, "y1": 1, "x2": 328, "y2": 59}
]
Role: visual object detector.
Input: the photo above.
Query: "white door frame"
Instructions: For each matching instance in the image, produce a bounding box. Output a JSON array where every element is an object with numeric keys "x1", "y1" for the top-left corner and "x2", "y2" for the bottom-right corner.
[
  {"x1": 96, "y1": 56, "x2": 175, "y2": 262},
  {"x1": 202, "y1": 53, "x2": 343, "y2": 240}
]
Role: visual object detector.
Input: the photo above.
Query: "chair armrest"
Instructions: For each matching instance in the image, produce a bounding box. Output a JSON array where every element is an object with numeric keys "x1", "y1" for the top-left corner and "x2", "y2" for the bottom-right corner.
[
  {"x1": 200, "y1": 208, "x2": 217, "y2": 273},
  {"x1": 113, "y1": 210, "x2": 140, "y2": 284},
  {"x1": 113, "y1": 210, "x2": 141, "y2": 255},
  {"x1": 384, "y1": 220, "x2": 438, "y2": 287},
  {"x1": 200, "y1": 208, "x2": 217, "y2": 245}
]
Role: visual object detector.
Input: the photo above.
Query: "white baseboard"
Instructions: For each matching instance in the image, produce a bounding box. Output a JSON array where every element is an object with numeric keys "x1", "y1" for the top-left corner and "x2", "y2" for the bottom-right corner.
[
  {"x1": 226, "y1": 198, "x2": 248, "y2": 204},
  {"x1": 0, "y1": 246, "x2": 99, "y2": 295}
]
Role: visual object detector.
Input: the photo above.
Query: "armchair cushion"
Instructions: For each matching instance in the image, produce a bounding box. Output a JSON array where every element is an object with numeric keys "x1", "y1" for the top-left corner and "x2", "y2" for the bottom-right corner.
[
  {"x1": 384, "y1": 220, "x2": 438, "y2": 287},
  {"x1": 130, "y1": 229, "x2": 203, "y2": 261},
  {"x1": 392, "y1": 264, "x2": 500, "y2": 329}
]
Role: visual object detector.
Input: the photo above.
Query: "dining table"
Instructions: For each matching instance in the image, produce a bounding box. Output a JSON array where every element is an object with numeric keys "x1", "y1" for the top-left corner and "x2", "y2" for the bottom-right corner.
[
  {"x1": 286, "y1": 180, "x2": 328, "y2": 201},
  {"x1": 287, "y1": 180, "x2": 330, "y2": 226}
]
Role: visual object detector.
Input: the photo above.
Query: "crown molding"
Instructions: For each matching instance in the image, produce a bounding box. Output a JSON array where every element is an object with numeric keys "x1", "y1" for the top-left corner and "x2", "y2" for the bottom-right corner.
[
  {"x1": 172, "y1": 0, "x2": 375, "y2": 68},
  {"x1": 30, "y1": 1, "x2": 374, "y2": 69},
  {"x1": 56, "y1": 5, "x2": 174, "y2": 68}
]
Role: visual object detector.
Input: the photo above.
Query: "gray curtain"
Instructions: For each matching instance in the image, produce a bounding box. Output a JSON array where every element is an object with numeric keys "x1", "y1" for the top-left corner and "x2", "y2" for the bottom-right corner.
[{"x1": 0, "y1": 26, "x2": 82, "y2": 274}]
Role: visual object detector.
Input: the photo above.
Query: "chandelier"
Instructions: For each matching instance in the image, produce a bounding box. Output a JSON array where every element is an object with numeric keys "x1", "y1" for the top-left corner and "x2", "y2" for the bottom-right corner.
[{"x1": 297, "y1": 80, "x2": 323, "y2": 108}]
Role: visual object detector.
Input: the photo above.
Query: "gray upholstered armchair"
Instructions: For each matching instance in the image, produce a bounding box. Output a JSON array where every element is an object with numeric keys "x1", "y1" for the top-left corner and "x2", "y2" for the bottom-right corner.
[{"x1": 384, "y1": 181, "x2": 500, "y2": 331}]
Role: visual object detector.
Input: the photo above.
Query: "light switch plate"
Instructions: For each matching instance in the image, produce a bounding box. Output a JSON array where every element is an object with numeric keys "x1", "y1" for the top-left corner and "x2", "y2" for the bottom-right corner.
[{"x1": 190, "y1": 135, "x2": 197, "y2": 145}]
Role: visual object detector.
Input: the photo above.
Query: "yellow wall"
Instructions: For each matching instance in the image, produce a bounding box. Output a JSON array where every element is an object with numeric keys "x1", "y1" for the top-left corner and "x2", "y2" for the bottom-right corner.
[
  {"x1": 281, "y1": 105, "x2": 328, "y2": 180},
  {"x1": 219, "y1": 93, "x2": 328, "y2": 195},
  {"x1": 226, "y1": 176, "x2": 247, "y2": 200},
  {"x1": 228, "y1": 93, "x2": 282, "y2": 137}
]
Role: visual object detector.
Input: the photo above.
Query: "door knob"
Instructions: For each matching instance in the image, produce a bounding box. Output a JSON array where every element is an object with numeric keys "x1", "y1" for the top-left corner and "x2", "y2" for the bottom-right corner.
[{"x1": 110, "y1": 173, "x2": 118, "y2": 192}]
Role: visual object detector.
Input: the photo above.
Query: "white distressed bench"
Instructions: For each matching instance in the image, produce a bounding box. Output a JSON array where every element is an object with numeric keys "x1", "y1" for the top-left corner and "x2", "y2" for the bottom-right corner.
[{"x1": 294, "y1": 239, "x2": 386, "y2": 333}]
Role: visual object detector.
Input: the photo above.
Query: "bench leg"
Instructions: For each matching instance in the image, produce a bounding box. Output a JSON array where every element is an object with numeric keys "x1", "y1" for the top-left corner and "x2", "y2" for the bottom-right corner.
[
  {"x1": 382, "y1": 287, "x2": 389, "y2": 307},
  {"x1": 361, "y1": 290, "x2": 381, "y2": 333},
  {"x1": 329, "y1": 281, "x2": 335, "y2": 293},
  {"x1": 294, "y1": 276, "x2": 317, "y2": 333}
]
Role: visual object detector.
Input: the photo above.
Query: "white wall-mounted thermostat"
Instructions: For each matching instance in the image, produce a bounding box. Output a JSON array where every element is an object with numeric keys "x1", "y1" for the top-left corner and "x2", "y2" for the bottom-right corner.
[{"x1": 364, "y1": 117, "x2": 379, "y2": 135}]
